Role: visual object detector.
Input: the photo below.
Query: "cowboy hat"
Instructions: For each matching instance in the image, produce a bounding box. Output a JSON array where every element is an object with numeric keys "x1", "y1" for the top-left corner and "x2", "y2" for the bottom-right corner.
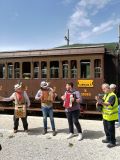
[
  {"x1": 14, "y1": 83, "x2": 22, "y2": 91},
  {"x1": 40, "y1": 81, "x2": 49, "y2": 89}
]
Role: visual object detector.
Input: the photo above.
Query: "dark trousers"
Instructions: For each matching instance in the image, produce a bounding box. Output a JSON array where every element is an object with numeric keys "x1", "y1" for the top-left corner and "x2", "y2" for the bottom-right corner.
[
  {"x1": 66, "y1": 110, "x2": 82, "y2": 134},
  {"x1": 13, "y1": 115, "x2": 28, "y2": 130},
  {"x1": 103, "y1": 119, "x2": 116, "y2": 144},
  {"x1": 0, "y1": 144, "x2": 2, "y2": 151}
]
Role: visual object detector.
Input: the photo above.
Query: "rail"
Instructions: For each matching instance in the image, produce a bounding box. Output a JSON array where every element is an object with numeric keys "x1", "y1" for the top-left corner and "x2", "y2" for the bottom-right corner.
[{"x1": 0, "y1": 100, "x2": 102, "y2": 115}]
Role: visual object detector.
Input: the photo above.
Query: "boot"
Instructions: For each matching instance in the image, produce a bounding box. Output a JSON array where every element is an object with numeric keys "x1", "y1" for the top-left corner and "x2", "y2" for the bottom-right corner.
[
  {"x1": 52, "y1": 130, "x2": 57, "y2": 136},
  {"x1": 42, "y1": 129, "x2": 47, "y2": 135}
]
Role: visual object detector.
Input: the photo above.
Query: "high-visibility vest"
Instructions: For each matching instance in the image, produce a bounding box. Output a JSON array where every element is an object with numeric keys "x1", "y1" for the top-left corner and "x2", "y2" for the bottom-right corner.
[{"x1": 102, "y1": 92, "x2": 118, "y2": 121}]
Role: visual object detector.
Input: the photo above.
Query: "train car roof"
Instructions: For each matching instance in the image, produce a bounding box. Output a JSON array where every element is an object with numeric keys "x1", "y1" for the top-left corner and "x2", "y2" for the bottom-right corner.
[{"x1": 0, "y1": 45, "x2": 105, "y2": 58}]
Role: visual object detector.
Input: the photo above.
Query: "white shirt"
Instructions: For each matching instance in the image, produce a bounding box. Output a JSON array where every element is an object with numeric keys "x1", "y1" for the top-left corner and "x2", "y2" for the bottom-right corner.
[{"x1": 3, "y1": 91, "x2": 30, "y2": 107}]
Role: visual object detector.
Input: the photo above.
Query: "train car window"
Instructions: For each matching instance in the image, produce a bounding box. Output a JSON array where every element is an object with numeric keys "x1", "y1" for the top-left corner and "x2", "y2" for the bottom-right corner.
[
  {"x1": 33, "y1": 62, "x2": 39, "y2": 79},
  {"x1": 62, "y1": 61, "x2": 68, "y2": 78},
  {"x1": 80, "y1": 60, "x2": 90, "y2": 78},
  {"x1": 41, "y1": 61, "x2": 47, "y2": 78},
  {"x1": 0, "y1": 64, "x2": 5, "y2": 79},
  {"x1": 50, "y1": 61, "x2": 59, "y2": 78},
  {"x1": 22, "y1": 62, "x2": 31, "y2": 79},
  {"x1": 94, "y1": 59, "x2": 101, "y2": 78},
  {"x1": 8, "y1": 63, "x2": 13, "y2": 79},
  {"x1": 71, "y1": 60, "x2": 77, "y2": 78},
  {"x1": 14, "y1": 62, "x2": 20, "y2": 79}
]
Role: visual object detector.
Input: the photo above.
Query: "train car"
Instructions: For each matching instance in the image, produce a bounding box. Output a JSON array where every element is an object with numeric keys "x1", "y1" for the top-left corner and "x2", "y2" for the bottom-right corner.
[{"x1": 0, "y1": 44, "x2": 119, "y2": 114}]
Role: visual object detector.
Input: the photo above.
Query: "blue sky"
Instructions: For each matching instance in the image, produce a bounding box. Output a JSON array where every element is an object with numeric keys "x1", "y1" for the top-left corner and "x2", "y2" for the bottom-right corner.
[{"x1": 0, "y1": 0, "x2": 120, "y2": 51}]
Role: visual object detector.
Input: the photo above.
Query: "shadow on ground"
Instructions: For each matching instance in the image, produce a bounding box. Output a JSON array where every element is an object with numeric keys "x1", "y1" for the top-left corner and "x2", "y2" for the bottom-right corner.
[
  {"x1": 27, "y1": 127, "x2": 44, "y2": 135},
  {"x1": 83, "y1": 130, "x2": 104, "y2": 139}
]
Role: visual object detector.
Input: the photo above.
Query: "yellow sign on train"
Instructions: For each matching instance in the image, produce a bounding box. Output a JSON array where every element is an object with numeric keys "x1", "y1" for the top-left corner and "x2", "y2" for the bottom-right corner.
[{"x1": 78, "y1": 80, "x2": 93, "y2": 87}]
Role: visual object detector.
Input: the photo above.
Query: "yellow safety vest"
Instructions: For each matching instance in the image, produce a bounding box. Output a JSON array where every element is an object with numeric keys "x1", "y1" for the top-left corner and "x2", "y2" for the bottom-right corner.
[{"x1": 102, "y1": 92, "x2": 118, "y2": 121}]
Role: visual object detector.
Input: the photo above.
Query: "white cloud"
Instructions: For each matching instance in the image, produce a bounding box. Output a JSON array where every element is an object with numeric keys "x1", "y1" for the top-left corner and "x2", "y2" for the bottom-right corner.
[
  {"x1": 79, "y1": 18, "x2": 120, "y2": 41},
  {"x1": 67, "y1": 0, "x2": 120, "y2": 43},
  {"x1": 69, "y1": 10, "x2": 92, "y2": 28},
  {"x1": 92, "y1": 21, "x2": 113, "y2": 33},
  {"x1": 78, "y1": 0, "x2": 111, "y2": 9}
]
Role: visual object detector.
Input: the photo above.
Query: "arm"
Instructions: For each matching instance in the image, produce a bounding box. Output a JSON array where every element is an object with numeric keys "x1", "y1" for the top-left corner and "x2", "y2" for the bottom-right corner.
[
  {"x1": 35, "y1": 90, "x2": 42, "y2": 100},
  {"x1": 24, "y1": 91, "x2": 30, "y2": 107},
  {"x1": 101, "y1": 95, "x2": 115, "y2": 106},
  {"x1": 98, "y1": 95, "x2": 115, "y2": 106},
  {"x1": 100, "y1": 101, "x2": 110, "y2": 106},
  {"x1": 75, "y1": 91, "x2": 82, "y2": 103},
  {"x1": 0, "y1": 93, "x2": 15, "y2": 102},
  {"x1": 61, "y1": 92, "x2": 66, "y2": 101}
]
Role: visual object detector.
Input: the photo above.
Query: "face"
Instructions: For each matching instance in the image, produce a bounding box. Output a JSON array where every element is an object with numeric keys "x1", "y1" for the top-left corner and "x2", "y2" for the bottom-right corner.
[
  {"x1": 102, "y1": 85, "x2": 109, "y2": 93},
  {"x1": 66, "y1": 84, "x2": 71, "y2": 91},
  {"x1": 110, "y1": 88, "x2": 115, "y2": 92},
  {"x1": 16, "y1": 87, "x2": 22, "y2": 93}
]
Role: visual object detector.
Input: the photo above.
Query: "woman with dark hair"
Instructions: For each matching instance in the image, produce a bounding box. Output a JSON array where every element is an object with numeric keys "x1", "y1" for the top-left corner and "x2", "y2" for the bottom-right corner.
[{"x1": 61, "y1": 82, "x2": 83, "y2": 141}]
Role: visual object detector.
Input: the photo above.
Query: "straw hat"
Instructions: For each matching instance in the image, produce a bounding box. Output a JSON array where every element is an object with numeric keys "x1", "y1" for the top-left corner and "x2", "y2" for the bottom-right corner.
[
  {"x1": 14, "y1": 83, "x2": 22, "y2": 91},
  {"x1": 40, "y1": 81, "x2": 49, "y2": 89}
]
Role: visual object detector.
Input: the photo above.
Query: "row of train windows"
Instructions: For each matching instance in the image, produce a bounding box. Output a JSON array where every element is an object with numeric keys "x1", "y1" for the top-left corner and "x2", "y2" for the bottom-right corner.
[{"x1": 0, "y1": 59, "x2": 101, "y2": 79}]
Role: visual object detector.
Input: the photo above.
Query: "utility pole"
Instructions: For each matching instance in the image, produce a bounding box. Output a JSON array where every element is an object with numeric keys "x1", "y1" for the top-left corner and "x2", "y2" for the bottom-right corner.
[{"x1": 64, "y1": 29, "x2": 70, "y2": 46}]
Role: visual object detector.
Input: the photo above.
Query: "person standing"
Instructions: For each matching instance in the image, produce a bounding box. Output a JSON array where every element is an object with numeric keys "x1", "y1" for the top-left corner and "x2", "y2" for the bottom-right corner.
[
  {"x1": 0, "y1": 82, "x2": 30, "y2": 133},
  {"x1": 96, "y1": 83, "x2": 118, "y2": 148},
  {"x1": 61, "y1": 82, "x2": 83, "y2": 141},
  {"x1": 35, "y1": 81, "x2": 56, "y2": 136},
  {"x1": 110, "y1": 84, "x2": 120, "y2": 128}
]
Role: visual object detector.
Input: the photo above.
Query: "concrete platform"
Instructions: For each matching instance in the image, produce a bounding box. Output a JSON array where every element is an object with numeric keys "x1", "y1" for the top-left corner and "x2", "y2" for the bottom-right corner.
[{"x1": 0, "y1": 115, "x2": 120, "y2": 160}]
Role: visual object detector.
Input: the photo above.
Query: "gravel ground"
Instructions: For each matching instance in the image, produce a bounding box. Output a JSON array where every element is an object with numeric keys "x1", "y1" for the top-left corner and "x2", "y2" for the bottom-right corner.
[{"x1": 0, "y1": 114, "x2": 120, "y2": 160}]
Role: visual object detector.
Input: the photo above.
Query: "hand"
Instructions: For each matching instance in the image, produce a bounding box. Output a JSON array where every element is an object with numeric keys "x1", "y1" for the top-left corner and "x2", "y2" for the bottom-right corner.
[
  {"x1": 71, "y1": 97, "x2": 75, "y2": 102},
  {"x1": 95, "y1": 96, "x2": 99, "y2": 101},
  {"x1": 0, "y1": 96, "x2": 4, "y2": 101},
  {"x1": 97, "y1": 99, "x2": 103, "y2": 104},
  {"x1": 76, "y1": 99, "x2": 80, "y2": 103},
  {"x1": 61, "y1": 95, "x2": 65, "y2": 101}
]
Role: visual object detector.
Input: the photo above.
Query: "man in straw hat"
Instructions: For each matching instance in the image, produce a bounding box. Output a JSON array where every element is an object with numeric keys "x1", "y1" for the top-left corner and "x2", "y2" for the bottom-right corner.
[
  {"x1": 0, "y1": 82, "x2": 30, "y2": 133},
  {"x1": 35, "y1": 81, "x2": 57, "y2": 136}
]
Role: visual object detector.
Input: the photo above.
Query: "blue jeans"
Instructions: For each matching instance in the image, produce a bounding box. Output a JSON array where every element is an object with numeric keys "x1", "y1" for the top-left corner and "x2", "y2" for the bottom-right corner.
[{"x1": 41, "y1": 106, "x2": 55, "y2": 131}]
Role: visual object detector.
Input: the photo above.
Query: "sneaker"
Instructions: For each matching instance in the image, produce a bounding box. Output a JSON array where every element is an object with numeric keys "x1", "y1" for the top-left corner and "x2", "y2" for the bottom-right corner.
[
  {"x1": 52, "y1": 131, "x2": 57, "y2": 136},
  {"x1": 78, "y1": 133, "x2": 83, "y2": 141},
  {"x1": 102, "y1": 139, "x2": 109, "y2": 143},
  {"x1": 14, "y1": 130, "x2": 17, "y2": 133},
  {"x1": 107, "y1": 143, "x2": 116, "y2": 148},
  {"x1": 42, "y1": 129, "x2": 47, "y2": 135},
  {"x1": 115, "y1": 123, "x2": 120, "y2": 128},
  {"x1": 67, "y1": 133, "x2": 74, "y2": 139}
]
